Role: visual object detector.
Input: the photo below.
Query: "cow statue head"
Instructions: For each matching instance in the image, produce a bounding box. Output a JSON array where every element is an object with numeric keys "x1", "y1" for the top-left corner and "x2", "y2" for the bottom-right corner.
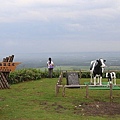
[{"x1": 96, "y1": 58, "x2": 106, "y2": 68}]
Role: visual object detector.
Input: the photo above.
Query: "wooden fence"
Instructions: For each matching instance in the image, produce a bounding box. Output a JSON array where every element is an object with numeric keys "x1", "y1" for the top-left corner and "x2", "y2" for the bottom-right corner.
[{"x1": 55, "y1": 71, "x2": 120, "y2": 103}]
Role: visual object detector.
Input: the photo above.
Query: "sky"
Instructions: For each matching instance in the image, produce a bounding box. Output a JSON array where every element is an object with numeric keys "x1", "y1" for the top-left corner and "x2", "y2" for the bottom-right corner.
[{"x1": 0, "y1": 0, "x2": 120, "y2": 56}]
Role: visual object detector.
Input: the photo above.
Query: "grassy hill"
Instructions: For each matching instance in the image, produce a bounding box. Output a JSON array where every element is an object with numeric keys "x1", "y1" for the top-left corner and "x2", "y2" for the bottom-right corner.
[{"x1": 0, "y1": 78, "x2": 120, "y2": 120}]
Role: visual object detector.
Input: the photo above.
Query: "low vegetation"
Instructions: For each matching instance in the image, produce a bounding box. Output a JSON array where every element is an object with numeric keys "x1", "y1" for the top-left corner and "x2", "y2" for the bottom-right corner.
[
  {"x1": 8, "y1": 68, "x2": 120, "y2": 84},
  {"x1": 8, "y1": 68, "x2": 61, "y2": 84}
]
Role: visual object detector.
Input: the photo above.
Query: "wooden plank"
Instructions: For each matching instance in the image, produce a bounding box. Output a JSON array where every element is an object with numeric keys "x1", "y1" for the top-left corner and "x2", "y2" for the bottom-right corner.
[
  {"x1": 0, "y1": 72, "x2": 10, "y2": 89},
  {"x1": 0, "y1": 79, "x2": 4, "y2": 89},
  {"x1": 8, "y1": 55, "x2": 14, "y2": 62},
  {"x1": 0, "y1": 62, "x2": 21, "y2": 72},
  {"x1": 2, "y1": 55, "x2": 14, "y2": 62},
  {"x1": 5, "y1": 57, "x2": 9, "y2": 62},
  {"x1": 0, "y1": 73, "x2": 6, "y2": 88},
  {"x1": 110, "y1": 83, "x2": 113, "y2": 103},
  {"x1": 86, "y1": 85, "x2": 89, "y2": 98},
  {"x1": 3, "y1": 58, "x2": 7, "y2": 62}
]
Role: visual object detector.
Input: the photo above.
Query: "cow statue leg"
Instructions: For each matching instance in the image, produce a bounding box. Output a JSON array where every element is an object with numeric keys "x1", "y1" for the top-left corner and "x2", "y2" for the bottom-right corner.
[
  {"x1": 110, "y1": 79, "x2": 113, "y2": 84},
  {"x1": 90, "y1": 73, "x2": 93, "y2": 83},
  {"x1": 114, "y1": 78, "x2": 116, "y2": 85},
  {"x1": 107, "y1": 78, "x2": 110, "y2": 86},
  {"x1": 99, "y1": 76, "x2": 102, "y2": 85},
  {"x1": 94, "y1": 76, "x2": 96, "y2": 85},
  {"x1": 109, "y1": 77, "x2": 112, "y2": 85},
  {"x1": 113, "y1": 72, "x2": 116, "y2": 85},
  {"x1": 107, "y1": 77, "x2": 112, "y2": 86},
  {"x1": 97, "y1": 75, "x2": 100, "y2": 84}
]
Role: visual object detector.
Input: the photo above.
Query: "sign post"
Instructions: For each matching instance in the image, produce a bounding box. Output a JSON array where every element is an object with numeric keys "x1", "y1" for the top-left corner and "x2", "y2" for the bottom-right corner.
[{"x1": 0, "y1": 55, "x2": 21, "y2": 89}]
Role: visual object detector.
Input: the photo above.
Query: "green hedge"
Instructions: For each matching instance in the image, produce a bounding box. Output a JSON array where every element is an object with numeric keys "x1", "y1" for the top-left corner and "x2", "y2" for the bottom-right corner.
[
  {"x1": 8, "y1": 68, "x2": 41, "y2": 84},
  {"x1": 8, "y1": 68, "x2": 61, "y2": 84},
  {"x1": 8, "y1": 68, "x2": 120, "y2": 84},
  {"x1": 81, "y1": 71, "x2": 120, "y2": 79}
]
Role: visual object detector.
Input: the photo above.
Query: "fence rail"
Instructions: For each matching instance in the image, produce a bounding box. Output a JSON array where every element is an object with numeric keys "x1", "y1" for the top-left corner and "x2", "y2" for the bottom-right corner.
[{"x1": 55, "y1": 71, "x2": 120, "y2": 103}]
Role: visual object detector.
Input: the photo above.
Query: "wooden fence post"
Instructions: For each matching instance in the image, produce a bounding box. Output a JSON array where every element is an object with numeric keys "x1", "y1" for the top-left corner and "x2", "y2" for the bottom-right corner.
[
  {"x1": 86, "y1": 85, "x2": 89, "y2": 98},
  {"x1": 110, "y1": 83, "x2": 113, "y2": 103}
]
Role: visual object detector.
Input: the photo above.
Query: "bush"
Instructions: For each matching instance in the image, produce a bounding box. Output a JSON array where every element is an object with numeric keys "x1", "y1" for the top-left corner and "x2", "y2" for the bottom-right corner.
[
  {"x1": 81, "y1": 72, "x2": 90, "y2": 78},
  {"x1": 8, "y1": 68, "x2": 120, "y2": 84},
  {"x1": 116, "y1": 71, "x2": 120, "y2": 79},
  {"x1": 8, "y1": 68, "x2": 41, "y2": 84},
  {"x1": 8, "y1": 68, "x2": 61, "y2": 84}
]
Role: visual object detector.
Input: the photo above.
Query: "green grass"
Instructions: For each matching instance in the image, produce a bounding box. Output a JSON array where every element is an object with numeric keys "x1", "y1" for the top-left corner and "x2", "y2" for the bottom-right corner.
[{"x1": 0, "y1": 78, "x2": 120, "y2": 120}]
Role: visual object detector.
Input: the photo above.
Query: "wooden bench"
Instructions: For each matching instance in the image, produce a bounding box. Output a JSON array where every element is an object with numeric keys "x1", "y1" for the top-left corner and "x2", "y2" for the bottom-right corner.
[{"x1": 55, "y1": 70, "x2": 82, "y2": 96}]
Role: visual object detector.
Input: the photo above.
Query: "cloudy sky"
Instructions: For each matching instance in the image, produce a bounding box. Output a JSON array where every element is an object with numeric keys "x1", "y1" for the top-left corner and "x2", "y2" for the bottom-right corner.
[{"x1": 0, "y1": 0, "x2": 120, "y2": 55}]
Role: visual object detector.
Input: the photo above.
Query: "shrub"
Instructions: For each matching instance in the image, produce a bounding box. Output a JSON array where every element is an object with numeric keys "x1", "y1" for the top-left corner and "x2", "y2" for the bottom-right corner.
[
  {"x1": 8, "y1": 68, "x2": 120, "y2": 84},
  {"x1": 8, "y1": 68, "x2": 41, "y2": 84}
]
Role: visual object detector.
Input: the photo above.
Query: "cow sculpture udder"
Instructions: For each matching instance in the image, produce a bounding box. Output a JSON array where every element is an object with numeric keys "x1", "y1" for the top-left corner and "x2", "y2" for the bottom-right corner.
[{"x1": 90, "y1": 58, "x2": 106, "y2": 85}]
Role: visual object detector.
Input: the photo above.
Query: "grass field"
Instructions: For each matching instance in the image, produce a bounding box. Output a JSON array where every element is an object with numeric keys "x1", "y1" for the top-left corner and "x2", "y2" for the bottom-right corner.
[{"x1": 0, "y1": 78, "x2": 120, "y2": 120}]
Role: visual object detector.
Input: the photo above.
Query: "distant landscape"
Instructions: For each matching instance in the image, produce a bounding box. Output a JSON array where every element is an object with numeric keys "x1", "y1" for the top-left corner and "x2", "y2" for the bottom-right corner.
[{"x1": 4, "y1": 51, "x2": 120, "y2": 71}]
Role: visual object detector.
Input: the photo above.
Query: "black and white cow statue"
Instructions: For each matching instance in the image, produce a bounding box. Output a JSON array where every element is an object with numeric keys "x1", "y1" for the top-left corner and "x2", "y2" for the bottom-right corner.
[
  {"x1": 90, "y1": 58, "x2": 106, "y2": 85},
  {"x1": 106, "y1": 72, "x2": 116, "y2": 85}
]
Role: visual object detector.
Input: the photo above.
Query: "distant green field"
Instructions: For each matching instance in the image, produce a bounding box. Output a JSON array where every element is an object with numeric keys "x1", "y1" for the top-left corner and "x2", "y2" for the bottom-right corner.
[{"x1": 40, "y1": 65, "x2": 120, "y2": 72}]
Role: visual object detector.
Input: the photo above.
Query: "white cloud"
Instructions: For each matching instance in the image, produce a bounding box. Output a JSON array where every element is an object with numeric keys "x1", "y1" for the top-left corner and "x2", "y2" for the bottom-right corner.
[
  {"x1": 0, "y1": 0, "x2": 120, "y2": 23},
  {"x1": 0, "y1": 0, "x2": 120, "y2": 53}
]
